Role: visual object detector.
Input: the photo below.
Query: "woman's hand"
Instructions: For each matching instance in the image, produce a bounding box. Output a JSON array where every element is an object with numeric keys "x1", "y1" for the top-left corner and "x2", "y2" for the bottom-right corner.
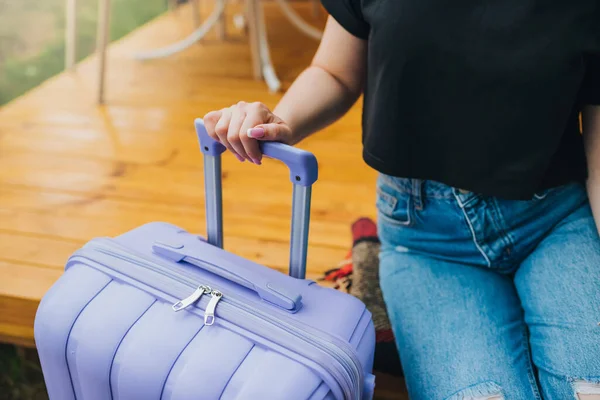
[{"x1": 203, "y1": 102, "x2": 293, "y2": 165}]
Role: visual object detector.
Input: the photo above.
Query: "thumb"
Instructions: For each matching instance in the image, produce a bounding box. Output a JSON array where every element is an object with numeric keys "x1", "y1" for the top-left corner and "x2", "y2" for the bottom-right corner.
[{"x1": 247, "y1": 123, "x2": 293, "y2": 143}]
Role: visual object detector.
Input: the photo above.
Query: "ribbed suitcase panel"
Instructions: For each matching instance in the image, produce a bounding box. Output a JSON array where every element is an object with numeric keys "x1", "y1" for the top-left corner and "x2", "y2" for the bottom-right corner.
[
  {"x1": 307, "y1": 382, "x2": 332, "y2": 400},
  {"x1": 162, "y1": 324, "x2": 254, "y2": 400},
  {"x1": 66, "y1": 281, "x2": 155, "y2": 400},
  {"x1": 219, "y1": 344, "x2": 323, "y2": 400},
  {"x1": 34, "y1": 264, "x2": 112, "y2": 400},
  {"x1": 110, "y1": 301, "x2": 205, "y2": 400}
]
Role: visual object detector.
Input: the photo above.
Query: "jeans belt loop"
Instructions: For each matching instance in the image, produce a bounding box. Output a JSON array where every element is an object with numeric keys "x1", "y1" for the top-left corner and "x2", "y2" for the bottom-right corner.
[{"x1": 413, "y1": 179, "x2": 424, "y2": 211}]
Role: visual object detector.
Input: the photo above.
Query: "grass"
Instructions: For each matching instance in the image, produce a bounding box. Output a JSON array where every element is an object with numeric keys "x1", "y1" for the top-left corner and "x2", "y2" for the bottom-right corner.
[
  {"x1": 0, "y1": 0, "x2": 168, "y2": 397},
  {"x1": 0, "y1": 345, "x2": 47, "y2": 400},
  {"x1": 0, "y1": 0, "x2": 169, "y2": 106}
]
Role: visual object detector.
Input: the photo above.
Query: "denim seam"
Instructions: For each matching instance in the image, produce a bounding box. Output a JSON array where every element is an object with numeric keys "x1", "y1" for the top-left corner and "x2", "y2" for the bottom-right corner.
[
  {"x1": 489, "y1": 198, "x2": 515, "y2": 257},
  {"x1": 491, "y1": 199, "x2": 516, "y2": 248},
  {"x1": 443, "y1": 380, "x2": 504, "y2": 400},
  {"x1": 377, "y1": 200, "x2": 413, "y2": 227},
  {"x1": 525, "y1": 317, "x2": 595, "y2": 328},
  {"x1": 542, "y1": 363, "x2": 600, "y2": 382},
  {"x1": 419, "y1": 194, "x2": 455, "y2": 200},
  {"x1": 520, "y1": 324, "x2": 543, "y2": 400},
  {"x1": 376, "y1": 187, "x2": 398, "y2": 211},
  {"x1": 454, "y1": 192, "x2": 492, "y2": 267},
  {"x1": 454, "y1": 187, "x2": 482, "y2": 206}
]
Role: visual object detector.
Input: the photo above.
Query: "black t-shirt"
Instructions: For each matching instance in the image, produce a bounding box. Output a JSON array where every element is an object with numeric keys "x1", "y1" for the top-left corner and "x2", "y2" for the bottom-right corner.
[{"x1": 321, "y1": 0, "x2": 600, "y2": 199}]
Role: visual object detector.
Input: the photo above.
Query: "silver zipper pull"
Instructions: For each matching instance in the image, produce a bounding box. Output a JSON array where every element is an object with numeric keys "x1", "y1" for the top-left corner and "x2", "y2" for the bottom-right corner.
[
  {"x1": 172, "y1": 285, "x2": 211, "y2": 312},
  {"x1": 204, "y1": 290, "x2": 223, "y2": 326}
]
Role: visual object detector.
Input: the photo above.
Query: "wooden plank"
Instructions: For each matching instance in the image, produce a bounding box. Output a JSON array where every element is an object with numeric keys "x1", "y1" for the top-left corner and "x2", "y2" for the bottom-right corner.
[
  {"x1": 0, "y1": 148, "x2": 373, "y2": 188},
  {"x1": 0, "y1": 326, "x2": 36, "y2": 348},
  {"x1": 0, "y1": 233, "x2": 80, "y2": 271},
  {"x1": 0, "y1": 189, "x2": 358, "y2": 249},
  {"x1": 0, "y1": 225, "x2": 346, "y2": 277},
  {"x1": 0, "y1": 121, "x2": 365, "y2": 164},
  {"x1": 0, "y1": 262, "x2": 63, "y2": 348},
  {"x1": 0, "y1": 163, "x2": 377, "y2": 223},
  {"x1": 0, "y1": 125, "x2": 370, "y2": 182}
]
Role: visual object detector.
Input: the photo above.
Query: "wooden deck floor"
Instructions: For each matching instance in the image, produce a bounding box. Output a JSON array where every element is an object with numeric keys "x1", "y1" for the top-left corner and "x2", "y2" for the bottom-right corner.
[{"x1": 0, "y1": 2, "x2": 408, "y2": 398}]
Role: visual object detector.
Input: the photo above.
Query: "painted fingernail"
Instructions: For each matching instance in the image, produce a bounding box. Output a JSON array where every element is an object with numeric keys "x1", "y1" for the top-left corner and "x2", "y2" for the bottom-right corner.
[
  {"x1": 247, "y1": 128, "x2": 265, "y2": 138},
  {"x1": 251, "y1": 158, "x2": 261, "y2": 165},
  {"x1": 235, "y1": 153, "x2": 245, "y2": 162}
]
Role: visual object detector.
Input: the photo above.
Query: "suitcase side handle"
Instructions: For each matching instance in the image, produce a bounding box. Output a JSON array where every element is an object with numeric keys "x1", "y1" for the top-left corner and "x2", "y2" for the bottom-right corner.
[
  {"x1": 152, "y1": 240, "x2": 303, "y2": 312},
  {"x1": 194, "y1": 118, "x2": 318, "y2": 280}
]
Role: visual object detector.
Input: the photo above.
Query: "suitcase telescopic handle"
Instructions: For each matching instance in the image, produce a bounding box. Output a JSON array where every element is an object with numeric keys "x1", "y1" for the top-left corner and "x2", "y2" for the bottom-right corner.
[{"x1": 194, "y1": 118, "x2": 318, "y2": 280}]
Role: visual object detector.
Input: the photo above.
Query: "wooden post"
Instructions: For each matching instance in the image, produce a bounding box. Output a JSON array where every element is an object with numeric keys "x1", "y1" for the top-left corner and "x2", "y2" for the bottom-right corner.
[
  {"x1": 216, "y1": 3, "x2": 226, "y2": 40},
  {"x1": 246, "y1": 0, "x2": 262, "y2": 80},
  {"x1": 96, "y1": 0, "x2": 110, "y2": 104},
  {"x1": 191, "y1": 0, "x2": 201, "y2": 28}
]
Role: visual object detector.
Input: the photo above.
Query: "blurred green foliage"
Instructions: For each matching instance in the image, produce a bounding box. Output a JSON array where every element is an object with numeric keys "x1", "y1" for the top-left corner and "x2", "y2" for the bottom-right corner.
[
  {"x1": 0, "y1": 0, "x2": 168, "y2": 105},
  {"x1": 0, "y1": 344, "x2": 47, "y2": 400}
]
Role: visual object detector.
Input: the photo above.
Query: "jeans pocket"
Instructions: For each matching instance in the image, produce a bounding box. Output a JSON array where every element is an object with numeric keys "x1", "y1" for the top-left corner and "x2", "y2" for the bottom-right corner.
[{"x1": 376, "y1": 181, "x2": 412, "y2": 226}]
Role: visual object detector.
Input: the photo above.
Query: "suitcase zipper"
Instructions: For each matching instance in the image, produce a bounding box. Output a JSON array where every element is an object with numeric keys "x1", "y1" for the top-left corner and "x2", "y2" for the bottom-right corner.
[
  {"x1": 172, "y1": 285, "x2": 211, "y2": 312},
  {"x1": 203, "y1": 289, "x2": 222, "y2": 326},
  {"x1": 174, "y1": 286, "x2": 223, "y2": 328},
  {"x1": 74, "y1": 238, "x2": 364, "y2": 400}
]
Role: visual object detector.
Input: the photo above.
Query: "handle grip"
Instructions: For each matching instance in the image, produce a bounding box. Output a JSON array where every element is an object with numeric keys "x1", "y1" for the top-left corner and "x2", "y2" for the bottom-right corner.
[
  {"x1": 195, "y1": 119, "x2": 318, "y2": 186},
  {"x1": 194, "y1": 118, "x2": 318, "y2": 279},
  {"x1": 152, "y1": 239, "x2": 302, "y2": 312}
]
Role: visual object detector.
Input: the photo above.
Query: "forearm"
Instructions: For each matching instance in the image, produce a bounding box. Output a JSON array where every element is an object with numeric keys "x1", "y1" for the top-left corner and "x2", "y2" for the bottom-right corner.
[
  {"x1": 583, "y1": 105, "x2": 600, "y2": 232},
  {"x1": 273, "y1": 65, "x2": 361, "y2": 144},
  {"x1": 587, "y1": 177, "x2": 600, "y2": 233}
]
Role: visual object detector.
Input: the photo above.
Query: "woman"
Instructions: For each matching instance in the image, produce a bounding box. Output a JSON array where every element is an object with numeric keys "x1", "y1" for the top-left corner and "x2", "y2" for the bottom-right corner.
[{"x1": 203, "y1": 1, "x2": 600, "y2": 398}]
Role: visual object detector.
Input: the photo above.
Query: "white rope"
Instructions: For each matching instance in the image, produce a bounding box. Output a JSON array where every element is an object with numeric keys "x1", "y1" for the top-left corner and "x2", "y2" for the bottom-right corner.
[
  {"x1": 130, "y1": 0, "x2": 321, "y2": 93},
  {"x1": 254, "y1": 0, "x2": 281, "y2": 92},
  {"x1": 133, "y1": 0, "x2": 227, "y2": 61}
]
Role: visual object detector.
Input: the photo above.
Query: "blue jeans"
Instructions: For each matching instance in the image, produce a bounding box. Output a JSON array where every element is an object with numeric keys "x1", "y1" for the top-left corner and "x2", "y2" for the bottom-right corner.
[{"x1": 376, "y1": 174, "x2": 600, "y2": 400}]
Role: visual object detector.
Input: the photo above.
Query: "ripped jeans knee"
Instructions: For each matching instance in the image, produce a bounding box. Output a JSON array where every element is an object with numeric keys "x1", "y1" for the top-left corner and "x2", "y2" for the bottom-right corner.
[
  {"x1": 445, "y1": 381, "x2": 504, "y2": 400},
  {"x1": 573, "y1": 380, "x2": 600, "y2": 400}
]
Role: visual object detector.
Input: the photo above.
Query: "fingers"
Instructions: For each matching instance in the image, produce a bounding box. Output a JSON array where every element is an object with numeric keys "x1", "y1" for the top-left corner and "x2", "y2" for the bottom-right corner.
[
  {"x1": 248, "y1": 123, "x2": 293, "y2": 144},
  {"x1": 203, "y1": 110, "x2": 222, "y2": 141},
  {"x1": 203, "y1": 101, "x2": 291, "y2": 165},
  {"x1": 239, "y1": 103, "x2": 269, "y2": 163},
  {"x1": 205, "y1": 108, "x2": 242, "y2": 159},
  {"x1": 227, "y1": 104, "x2": 249, "y2": 162},
  {"x1": 214, "y1": 108, "x2": 245, "y2": 162}
]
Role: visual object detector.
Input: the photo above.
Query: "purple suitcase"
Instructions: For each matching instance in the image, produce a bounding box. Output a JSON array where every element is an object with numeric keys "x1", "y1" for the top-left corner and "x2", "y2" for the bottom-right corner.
[{"x1": 33, "y1": 119, "x2": 376, "y2": 400}]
